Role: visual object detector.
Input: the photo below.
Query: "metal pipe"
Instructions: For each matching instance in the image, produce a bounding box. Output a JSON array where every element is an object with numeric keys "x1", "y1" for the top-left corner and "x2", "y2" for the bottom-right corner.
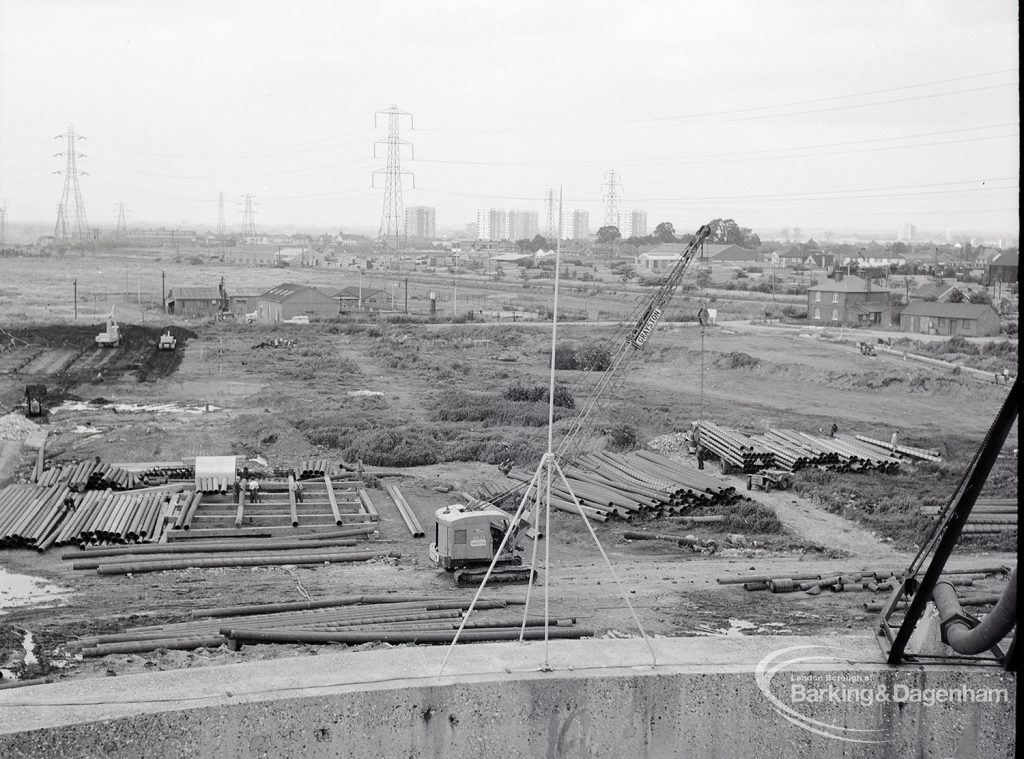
[
  {"x1": 81, "y1": 636, "x2": 228, "y2": 657},
  {"x1": 222, "y1": 626, "x2": 592, "y2": 646},
  {"x1": 324, "y1": 475, "x2": 343, "y2": 525},
  {"x1": 70, "y1": 539, "x2": 360, "y2": 567},
  {"x1": 95, "y1": 549, "x2": 401, "y2": 575},
  {"x1": 931, "y1": 567, "x2": 1017, "y2": 655}
]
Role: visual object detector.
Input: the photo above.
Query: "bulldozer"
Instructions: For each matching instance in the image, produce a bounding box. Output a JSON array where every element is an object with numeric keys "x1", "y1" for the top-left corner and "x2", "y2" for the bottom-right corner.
[
  {"x1": 158, "y1": 330, "x2": 177, "y2": 351},
  {"x1": 95, "y1": 306, "x2": 121, "y2": 348},
  {"x1": 429, "y1": 504, "x2": 535, "y2": 586},
  {"x1": 24, "y1": 384, "x2": 45, "y2": 417}
]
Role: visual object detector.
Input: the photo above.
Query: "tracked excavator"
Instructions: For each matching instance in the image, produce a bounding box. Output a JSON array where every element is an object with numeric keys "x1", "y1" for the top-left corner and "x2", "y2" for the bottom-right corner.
[{"x1": 430, "y1": 223, "x2": 714, "y2": 584}]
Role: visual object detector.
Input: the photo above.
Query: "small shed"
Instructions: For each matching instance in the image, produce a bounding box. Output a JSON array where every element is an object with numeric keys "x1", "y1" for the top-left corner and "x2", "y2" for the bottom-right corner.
[{"x1": 166, "y1": 287, "x2": 221, "y2": 317}]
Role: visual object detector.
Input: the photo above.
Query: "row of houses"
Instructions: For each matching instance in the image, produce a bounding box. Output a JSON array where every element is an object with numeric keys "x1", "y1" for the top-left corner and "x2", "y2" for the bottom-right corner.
[
  {"x1": 167, "y1": 283, "x2": 394, "y2": 322},
  {"x1": 807, "y1": 273, "x2": 1004, "y2": 336},
  {"x1": 636, "y1": 244, "x2": 1019, "y2": 280}
]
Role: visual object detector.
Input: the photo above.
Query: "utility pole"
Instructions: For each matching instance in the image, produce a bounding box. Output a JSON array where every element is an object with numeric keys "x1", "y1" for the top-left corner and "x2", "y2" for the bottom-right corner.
[
  {"x1": 601, "y1": 169, "x2": 622, "y2": 227},
  {"x1": 162, "y1": 270, "x2": 166, "y2": 313},
  {"x1": 404, "y1": 278, "x2": 408, "y2": 313},
  {"x1": 73, "y1": 279, "x2": 77, "y2": 320},
  {"x1": 53, "y1": 124, "x2": 90, "y2": 247},
  {"x1": 0, "y1": 201, "x2": 6, "y2": 247},
  {"x1": 373, "y1": 105, "x2": 414, "y2": 255}
]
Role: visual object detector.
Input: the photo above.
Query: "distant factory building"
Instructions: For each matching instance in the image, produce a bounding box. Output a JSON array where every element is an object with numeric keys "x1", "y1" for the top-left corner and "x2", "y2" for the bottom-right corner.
[
  {"x1": 405, "y1": 207, "x2": 437, "y2": 239},
  {"x1": 256, "y1": 283, "x2": 337, "y2": 323},
  {"x1": 166, "y1": 287, "x2": 222, "y2": 317}
]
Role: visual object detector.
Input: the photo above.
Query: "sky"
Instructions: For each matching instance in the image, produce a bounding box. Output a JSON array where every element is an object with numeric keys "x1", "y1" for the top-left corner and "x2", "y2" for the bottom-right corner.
[{"x1": 0, "y1": 0, "x2": 1019, "y2": 239}]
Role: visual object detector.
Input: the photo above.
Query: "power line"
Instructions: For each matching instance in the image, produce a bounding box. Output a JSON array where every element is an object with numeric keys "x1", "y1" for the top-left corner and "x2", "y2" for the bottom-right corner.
[{"x1": 414, "y1": 70, "x2": 1017, "y2": 134}]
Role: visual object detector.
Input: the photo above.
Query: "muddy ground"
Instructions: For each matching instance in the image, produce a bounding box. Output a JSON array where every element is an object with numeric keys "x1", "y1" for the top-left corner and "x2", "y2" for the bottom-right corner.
[{"x1": 0, "y1": 313, "x2": 1016, "y2": 685}]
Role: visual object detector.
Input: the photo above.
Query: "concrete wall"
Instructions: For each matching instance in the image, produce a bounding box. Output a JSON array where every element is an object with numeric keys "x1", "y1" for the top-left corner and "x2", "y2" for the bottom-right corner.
[{"x1": 0, "y1": 637, "x2": 1014, "y2": 758}]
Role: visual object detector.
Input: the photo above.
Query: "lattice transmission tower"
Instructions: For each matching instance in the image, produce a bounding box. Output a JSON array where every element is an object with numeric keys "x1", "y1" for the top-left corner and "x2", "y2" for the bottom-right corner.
[
  {"x1": 115, "y1": 202, "x2": 128, "y2": 238},
  {"x1": 373, "y1": 105, "x2": 414, "y2": 253},
  {"x1": 240, "y1": 193, "x2": 257, "y2": 239},
  {"x1": 602, "y1": 169, "x2": 622, "y2": 228},
  {"x1": 53, "y1": 124, "x2": 90, "y2": 244},
  {"x1": 216, "y1": 191, "x2": 226, "y2": 243},
  {"x1": 544, "y1": 188, "x2": 559, "y2": 239}
]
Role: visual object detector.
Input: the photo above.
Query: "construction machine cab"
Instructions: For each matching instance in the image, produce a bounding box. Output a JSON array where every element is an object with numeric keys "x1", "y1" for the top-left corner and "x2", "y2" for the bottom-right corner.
[{"x1": 429, "y1": 504, "x2": 510, "y2": 569}]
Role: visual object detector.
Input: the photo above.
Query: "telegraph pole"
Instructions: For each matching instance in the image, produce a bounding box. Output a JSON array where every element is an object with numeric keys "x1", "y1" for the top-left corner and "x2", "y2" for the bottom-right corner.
[
  {"x1": 73, "y1": 279, "x2": 77, "y2": 320},
  {"x1": 53, "y1": 124, "x2": 90, "y2": 247},
  {"x1": 162, "y1": 270, "x2": 166, "y2": 313},
  {"x1": 373, "y1": 105, "x2": 414, "y2": 255}
]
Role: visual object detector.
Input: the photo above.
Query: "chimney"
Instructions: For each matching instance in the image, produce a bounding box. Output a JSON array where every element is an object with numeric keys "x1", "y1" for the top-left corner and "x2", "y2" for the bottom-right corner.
[
  {"x1": 833, "y1": 269, "x2": 844, "y2": 282},
  {"x1": 865, "y1": 277, "x2": 871, "y2": 292}
]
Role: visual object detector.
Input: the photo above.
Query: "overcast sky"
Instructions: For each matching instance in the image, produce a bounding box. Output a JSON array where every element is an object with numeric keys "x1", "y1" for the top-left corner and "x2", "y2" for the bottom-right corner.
[{"x1": 0, "y1": 0, "x2": 1018, "y2": 238}]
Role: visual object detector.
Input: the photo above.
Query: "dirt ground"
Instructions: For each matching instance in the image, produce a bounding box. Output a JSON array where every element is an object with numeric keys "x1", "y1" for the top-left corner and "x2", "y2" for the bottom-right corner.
[{"x1": 0, "y1": 279, "x2": 1017, "y2": 684}]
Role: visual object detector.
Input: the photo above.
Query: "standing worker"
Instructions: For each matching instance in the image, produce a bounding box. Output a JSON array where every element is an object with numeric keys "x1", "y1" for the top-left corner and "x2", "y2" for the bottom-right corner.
[
  {"x1": 1003, "y1": 367, "x2": 1011, "y2": 384},
  {"x1": 890, "y1": 431, "x2": 899, "y2": 454},
  {"x1": 294, "y1": 479, "x2": 304, "y2": 504},
  {"x1": 249, "y1": 478, "x2": 260, "y2": 503}
]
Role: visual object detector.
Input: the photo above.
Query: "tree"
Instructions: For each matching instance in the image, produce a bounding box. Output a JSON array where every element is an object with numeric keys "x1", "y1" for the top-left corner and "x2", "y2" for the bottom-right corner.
[
  {"x1": 653, "y1": 221, "x2": 676, "y2": 242},
  {"x1": 530, "y1": 234, "x2": 550, "y2": 251},
  {"x1": 708, "y1": 218, "x2": 761, "y2": 249},
  {"x1": 515, "y1": 238, "x2": 531, "y2": 253},
  {"x1": 596, "y1": 225, "x2": 621, "y2": 244},
  {"x1": 947, "y1": 287, "x2": 965, "y2": 303},
  {"x1": 891, "y1": 241, "x2": 909, "y2": 255},
  {"x1": 967, "y1": 290, "x2": 992, "y2": 305}
]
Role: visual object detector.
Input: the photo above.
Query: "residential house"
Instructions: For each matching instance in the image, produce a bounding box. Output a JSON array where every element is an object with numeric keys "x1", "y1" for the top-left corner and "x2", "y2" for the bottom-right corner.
[
  {"x1": 771, "y1": 247, "x2": 809, "y2": 268},
  {"x1": 899, "y1": 302, "x2": 1001, "y2": 337},
  {"x1": 703, "y1": 243, "x2": 762, "y2": 263},
  {"x1": 806, "y1": 273, "x2": 892, "y2": 326},
  {"x1": 804, "y1": 251, "x2": 836, "y2": 269},
  {"x1": 332, "y1": 286, "x2": 395, "y2": 312},
  {"x1": 256, "y1": 283, "x2": 337, "y2": 323}
]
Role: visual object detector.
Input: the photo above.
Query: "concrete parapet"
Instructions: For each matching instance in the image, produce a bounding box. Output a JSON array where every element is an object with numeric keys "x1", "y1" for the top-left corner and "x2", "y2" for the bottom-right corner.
[{"x1": 0, "y1": 635, "x2": 1014, "y2": 758}]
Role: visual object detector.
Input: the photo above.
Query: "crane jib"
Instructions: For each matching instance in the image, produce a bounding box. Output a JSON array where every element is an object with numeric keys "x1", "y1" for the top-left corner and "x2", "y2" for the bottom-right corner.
[{"x1": 631, "y1": 307, "x2": 663, "y2": 348}]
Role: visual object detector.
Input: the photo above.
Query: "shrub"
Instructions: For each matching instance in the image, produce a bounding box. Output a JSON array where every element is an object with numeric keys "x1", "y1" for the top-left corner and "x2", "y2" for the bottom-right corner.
[
  {"x1": 503, "y1": 383, "x2": 575, "y2": 409},
  {"x1": 344, "y1": 426, "x2": 441, "y2": 467},
  {"x1": 606, "y1": 424, "x2": 640, "y2": 451},
  {"x1": 575, "y1": 341, "x2": 612, "y2": 371},
  {"x1": 554, "y1": 341, "x2": 577, "y2": 369}
]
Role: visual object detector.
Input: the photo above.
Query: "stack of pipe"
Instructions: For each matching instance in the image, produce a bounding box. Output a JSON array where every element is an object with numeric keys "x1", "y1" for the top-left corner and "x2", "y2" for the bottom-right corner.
[
  {"x1": 195, "y1": 477, "x2": 230, "y2": 494},
  {"x1": 142, "y1": 465, "x2": 195, "y2": 480},
  {"x1": 921, "y1": 497, "x2": 1017, "y2": 534},
  {"x1": 764, "y1": 429, "x2": 839, "y2": 468},
  {"x1": 66, "y1": 595, "x2": 588, "y2": 656},
  {"x1": 854, "y1": 434, "x2": 942, "y2": 462},
  {"x1": 694, "y1": 422, "x2": 775, "y2": 473},
  {"x1": 296, "y1": 459, "x2": 337, "y2": 479},
  {"x1": 491, "y1": 449, "x2": 737, "y2": 523},
  {"x1": 67, "y1": 490, "x2": 172, "y2": 546},
  {"x1": 0, "y1": 483, "x2": 73, "y2": 549},
  {"x1": 37, "y1": 461, "x2": 140, "y2": 491},
  {"x1": 796, "y1": 432, "x2": 901, "y2": 473},
  {"x1": 384, "y1": 484, "x2": 425, "y2": 537}
]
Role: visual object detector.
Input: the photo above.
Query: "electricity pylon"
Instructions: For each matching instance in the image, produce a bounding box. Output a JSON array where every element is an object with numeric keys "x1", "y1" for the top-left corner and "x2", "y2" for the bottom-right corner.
[
  {"x1": 602, "y1": 169, "x2": 622, "y2": 228},
  {"x1": 373, "y1": 105, "x2": 414, "y2": 254},
  {"x1": 54, "y1": 124, "x2": 90, "y2": 244}
]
